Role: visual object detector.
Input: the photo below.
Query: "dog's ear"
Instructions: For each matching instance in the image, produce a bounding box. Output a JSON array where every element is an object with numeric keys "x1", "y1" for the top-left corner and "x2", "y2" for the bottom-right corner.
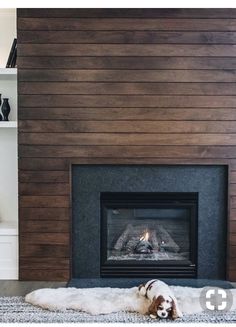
[
  {"x1": 148, "y1": 295, "x2": 164, "y2": 317},
  {"x1": 170, "y1": 297, "x2": 182, "y2": 320},
  {"x1": 138, "y1": 283, "x2": 147, "y2": 297},
  {"x1": 138, "y1": 283, "x2": 144, "y2": 291}
]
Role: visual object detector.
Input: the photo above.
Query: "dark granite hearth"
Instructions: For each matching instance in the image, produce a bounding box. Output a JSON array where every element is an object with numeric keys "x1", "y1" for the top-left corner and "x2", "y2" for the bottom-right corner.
[{"x1": 68, "y1": 278, "x2": 234, "y2": 289}]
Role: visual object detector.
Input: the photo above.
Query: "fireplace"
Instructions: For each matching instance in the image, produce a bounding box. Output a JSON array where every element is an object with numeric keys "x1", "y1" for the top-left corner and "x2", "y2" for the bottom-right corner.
[
  {"x1": 101, "y1": 192, "x2": 198, "y2": 278},
  {"x1": 18, "y1": 8, "x2": 236, "y2": 284},
  {"x1": 72, "y1": 165, "x2": 227, "y2": 281}
]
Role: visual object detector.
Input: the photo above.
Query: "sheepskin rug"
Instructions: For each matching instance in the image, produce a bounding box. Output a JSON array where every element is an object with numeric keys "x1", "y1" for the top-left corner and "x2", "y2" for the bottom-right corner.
[{"x1": 25, "y1": 286, "x2": 236, "y2": 316}]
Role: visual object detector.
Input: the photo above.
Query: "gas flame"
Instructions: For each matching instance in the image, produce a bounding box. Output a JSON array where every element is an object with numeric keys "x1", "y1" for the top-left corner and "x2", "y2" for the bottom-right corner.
[{"x1": 140, "y1": 231, "x2": 149, "y2": 242}]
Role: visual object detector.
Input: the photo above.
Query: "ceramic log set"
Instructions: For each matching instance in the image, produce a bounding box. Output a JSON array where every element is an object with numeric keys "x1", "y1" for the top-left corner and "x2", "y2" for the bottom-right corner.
[{"x1": 0, "y1": 94, "x2": 11, "y2": 121}]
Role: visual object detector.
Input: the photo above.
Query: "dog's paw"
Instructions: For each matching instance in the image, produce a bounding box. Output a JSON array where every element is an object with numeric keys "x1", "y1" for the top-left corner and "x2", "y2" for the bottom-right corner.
[
  {"x1": 172, "y1": 313, "x2": 183, "y2": 320},
  {"x1": 150, "y1": 314, "x2": 157, "y2": 319}
]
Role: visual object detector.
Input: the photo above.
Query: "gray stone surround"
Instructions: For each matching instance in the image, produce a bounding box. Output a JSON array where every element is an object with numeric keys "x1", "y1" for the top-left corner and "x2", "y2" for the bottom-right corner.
[{"x1": 72, "y1": 165, "x2": 227, "y2": 280}]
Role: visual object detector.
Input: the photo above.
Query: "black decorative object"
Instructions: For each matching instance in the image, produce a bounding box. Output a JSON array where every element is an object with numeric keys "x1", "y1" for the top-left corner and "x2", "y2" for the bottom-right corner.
[
  {"x1": 0, "y1": 94, "x2": 2, "y2": 121},
  {"x1": 6, "y1": 39, "x2": 17, "y2": 68},
  {"x1": 1, "y1": 98, "x2": 11, "y2": 121}
]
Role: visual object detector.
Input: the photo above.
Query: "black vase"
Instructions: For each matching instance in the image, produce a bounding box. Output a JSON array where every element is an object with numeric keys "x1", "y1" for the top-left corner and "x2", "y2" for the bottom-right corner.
[{"x1": 1, "y1": 98, "x2": 11, "y2": 121}]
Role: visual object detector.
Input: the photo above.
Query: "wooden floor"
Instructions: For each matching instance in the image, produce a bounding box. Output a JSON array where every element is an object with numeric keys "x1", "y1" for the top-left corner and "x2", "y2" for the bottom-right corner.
[{"x1": 0, "y1": 281, "x2": 66, "y2": 296}]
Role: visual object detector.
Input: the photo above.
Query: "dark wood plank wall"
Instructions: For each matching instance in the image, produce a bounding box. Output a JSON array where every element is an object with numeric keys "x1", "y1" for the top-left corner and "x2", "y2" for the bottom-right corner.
[{"x1": 17, "y1": 8, "x2": 236, "y2": 281}]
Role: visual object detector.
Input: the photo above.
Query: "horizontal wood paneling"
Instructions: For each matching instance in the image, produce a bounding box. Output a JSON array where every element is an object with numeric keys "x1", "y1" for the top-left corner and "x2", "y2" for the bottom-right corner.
[
  {"x1": 18, "y1": 145, "x2": 236, "y2": 159},
  {"x1": 19, "y1": 183, "x2": 70, "y2": 195},
  {"x1": 19, "y1": 158, "x2": 69, "y2": 171},
  {"x1": 20, "y1": 220, "x2": 70, "y2": 233},
  {"x1": 20, "y1": 243, "x2": 70, "y2": 257},
  {"x1": 20, "y1": 196, "x2": 70, "y2": 208},
  {"x1": 18, "y1": 31, "x2": 236, "y2": 44},
  {"x1": 19, "y1": 157, "x2": 229, "y2": 170},
  {"x1": 229, "y1": 184, "x2": 236, "y2": 196},
  {"x1": 19, "y1": 207, "x2": 70, "y2": 220},
  {"x1": 19, "y1": 171, "x2": 69, "y2": 182},
  {"x1": 228, "y1": 245, "x2": 236, "y2": 258},
  {"x1": 20, "y1": 269, "x2": 70, "y2": 281},
  {"x1": 18, "y1": 44, "x2": 236, "y2": 57},
  {"x1": 18, "y1": 70, "x2": 236, "y2": 83},
  {"x1": 18, "y1": 82, "x2": 236, "y2": 96},
  {"x1": 229, "y1": 220, "x2": 236, "y2": 231},
  {"x1": 17, "y1": 57, "x2": 236, "y2": 70},
  {"x1": 231, "y1": 172, "x2": 236, "y2": 183},
  {"x1": 20, "y1": 157, "x2": 214, "y2": 168},
  {"x1": 17, "y1": 9, "x2": 236, "y2": 18},
  {"x1": 18, "y1": 133, "x2": 236, "y2": 146},
  {"x1": 18, "y1": 95, "x2": 236, "y2": 108},
  {"x1": 18, "y1": 8, "x2": 236, "y2": 282},
  {"x1": 230, "y1": 208, "x2": 236, "y2": 220},
  {"x1": 227, "y1": 270, "x2": 236, "y2": 281},
  {"x1": 20, "y1": 233, "x2": 70, "y2": 245},
  {"x1": 17, "y1": 8, "x2": 236, "y2": 18},
  {"x1": 230, "y1": 233, "x2": 236, "y2": 245},
  {"x1": 231, "y1": 197, "x2": 236, "y2": 209},
  {"x1": 20, "y1": 257, "x2": 70, "y2": 269},
  {"x1": 18, "y1": 109, "x2": 236, "y2": 122},
  {"x1": 19, "y1": 120, "x2": 236, "y2": 133},
  {"x1": 17, "y1": 18, "x2": 236, "y2": 31}
]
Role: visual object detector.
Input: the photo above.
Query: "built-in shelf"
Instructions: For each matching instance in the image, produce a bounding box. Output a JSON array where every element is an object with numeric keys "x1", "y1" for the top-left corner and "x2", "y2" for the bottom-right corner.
[
  {"x1": 0, "y1": 221, "x2": 18, "y2": 236},
  {"x1": 0, "y1": 8, "x2": 18, "y2": 280},
  {"x1": 0, "y1": 68, "x2": 17, "y2": 76},
  {"x1": 0, "y1": 121, "x2": 17, "y2": 128}
]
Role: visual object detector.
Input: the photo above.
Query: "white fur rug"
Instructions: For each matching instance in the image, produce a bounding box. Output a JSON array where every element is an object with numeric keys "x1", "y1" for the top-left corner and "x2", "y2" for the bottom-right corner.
[{"x1": 25, "y1": 286, "x2": 236, "y2": 316}]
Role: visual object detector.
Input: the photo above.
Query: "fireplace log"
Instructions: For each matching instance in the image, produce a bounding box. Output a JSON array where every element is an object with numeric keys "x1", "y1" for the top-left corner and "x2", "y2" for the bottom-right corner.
[
  {"x1": 156, "y1": 225, "x2": 180, "y2": 253},
  {"x1": 134, "y1": 239, "x2": 153, "y2": 254},
  {"x1": 113, "y1": 224, "x2": 132, "y2": 251}
]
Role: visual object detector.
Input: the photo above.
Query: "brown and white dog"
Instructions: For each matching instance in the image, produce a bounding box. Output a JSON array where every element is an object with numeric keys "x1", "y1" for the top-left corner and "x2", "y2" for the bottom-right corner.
[{"x1": 138, "y1": 279, "x2": 183, "y2": 320}]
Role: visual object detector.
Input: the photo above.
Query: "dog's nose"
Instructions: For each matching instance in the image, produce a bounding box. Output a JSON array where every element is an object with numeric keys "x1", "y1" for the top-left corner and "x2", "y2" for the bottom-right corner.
[{"x1": 161, "y1": 312, "x2": 166, "y2": 317}]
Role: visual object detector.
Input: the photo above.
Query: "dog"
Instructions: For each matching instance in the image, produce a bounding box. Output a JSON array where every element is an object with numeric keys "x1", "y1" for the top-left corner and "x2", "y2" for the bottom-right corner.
[{"x1": 138, "y1": 279, "x2": 183, "y2": 320}]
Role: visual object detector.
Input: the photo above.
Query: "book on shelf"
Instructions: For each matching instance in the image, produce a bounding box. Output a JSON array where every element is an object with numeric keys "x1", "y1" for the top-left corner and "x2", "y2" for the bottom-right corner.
[{"x1": 6, "y1": 38, "x2": 17, "y2": 68}]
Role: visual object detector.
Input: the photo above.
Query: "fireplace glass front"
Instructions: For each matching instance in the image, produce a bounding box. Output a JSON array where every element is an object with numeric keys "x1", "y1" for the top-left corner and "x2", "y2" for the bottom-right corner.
[{"x1": 101, "y1": 192, "x2": 198, "y2": 278}]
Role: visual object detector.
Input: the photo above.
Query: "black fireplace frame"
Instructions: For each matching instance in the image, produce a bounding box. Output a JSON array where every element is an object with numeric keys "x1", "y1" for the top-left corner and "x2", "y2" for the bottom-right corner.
[{"x1": 100, "y1": 192, "x2": 198, "y2": 278}]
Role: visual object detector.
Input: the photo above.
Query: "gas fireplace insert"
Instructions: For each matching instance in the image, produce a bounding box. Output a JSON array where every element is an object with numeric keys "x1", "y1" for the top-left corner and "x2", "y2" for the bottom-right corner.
[{"x1": 101, "y1": 192, "x2": 198, "y2": 278}]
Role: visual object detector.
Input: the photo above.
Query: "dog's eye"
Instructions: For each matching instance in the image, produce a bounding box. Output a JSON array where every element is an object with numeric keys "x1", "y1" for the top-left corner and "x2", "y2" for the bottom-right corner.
[
  {"x1": 166, "y1": 300, "x2": 169, "y2": 303},
  {"x1": 158, "y1": 306, "x2": 163, "y2": 310}
]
